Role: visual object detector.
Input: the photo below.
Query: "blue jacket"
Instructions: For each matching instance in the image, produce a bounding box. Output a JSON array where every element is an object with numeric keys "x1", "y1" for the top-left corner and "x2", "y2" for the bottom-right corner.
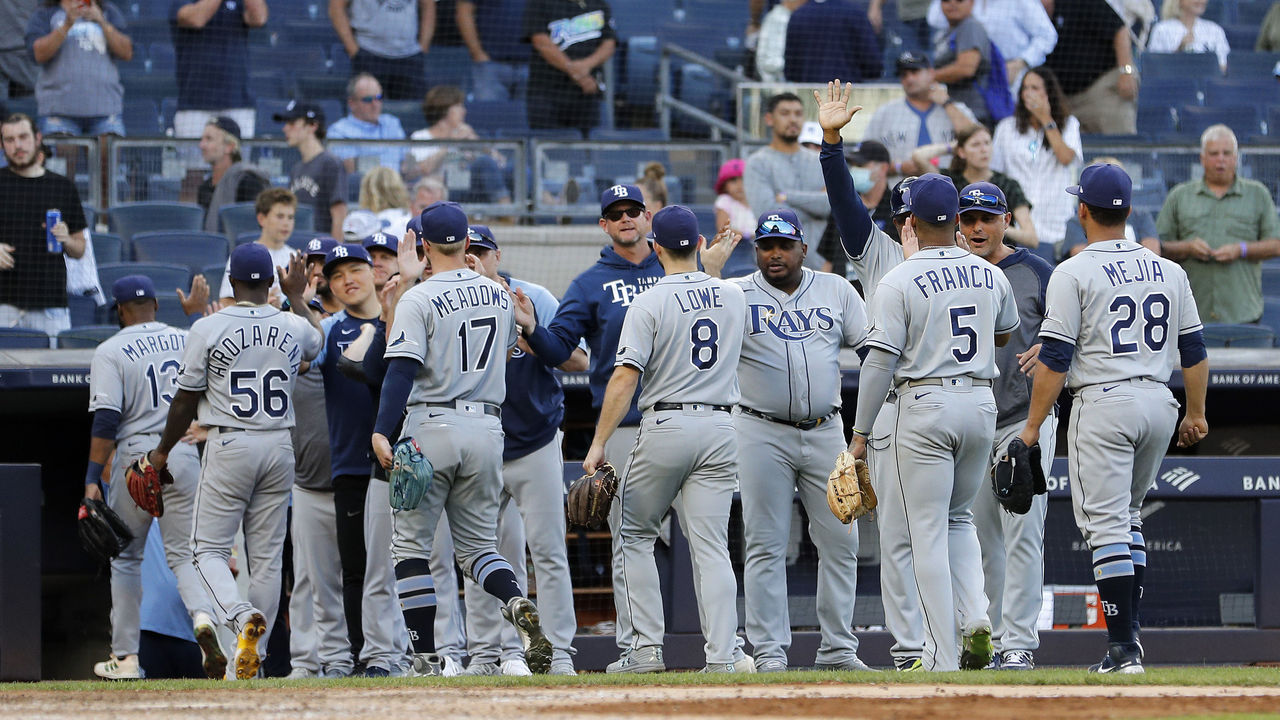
[
  {"x1": 502, "y1": 276, "x2": 568, "y2": 461},
  {"x1": 315, "y1": 310, "x2": 380, "y2": 478}
]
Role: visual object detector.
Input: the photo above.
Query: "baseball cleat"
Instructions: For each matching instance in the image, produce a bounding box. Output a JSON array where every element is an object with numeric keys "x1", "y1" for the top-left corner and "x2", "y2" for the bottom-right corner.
[
  {"x1": 815, "y1": 656, "x2": 878, "y2": 672},
  {"x1": 701, "y1": 655, "x2": 756, "y2": 674},
  {"x1": 287, "y1": 667, "x2": 318, "y2": 679},
  {"x1": 605, "y1": 646, "x2": 665, "y2": 674},
  {"x1": 999, "y1": 649, "x2": 1035, "y2": 670},
  {"x1": 1089, "y1": 643, "x2": 1144, "y2": 674},
  {"x1": 459, "y1": 661, "x2": 500, "y2": 676},
  {"x1": 410, "y1": 652, "x2": 442, "y2": 677},
  {"x1": 549, "y1": 659, "x2": 578, "y2": 676},
  {"x1": 756, "y1": 659, "x2": 789, "y2": 673},
  {"x1": 363, "y1": 665, "x2": 391, "y2": 678},
  {"x1": 893, "y1": 656, "x2": 922, "y2": 672},
  {"x1": 501, "y1": 597, "x2": 553, "y2": 674},
  {"x1": 232, "y1": 612, "x2": 267, "y2": 680},
  {"x1": 93, "y1": 653, "x2": 142, "y2": 680},
  {"x1": 193, "y1": 612, "x2": 227, "y2": 679},
  {"x1": 501, "y1": 658, "x2": 532, "y2": 676},
  {"x1": 440, "y1": 656, "x2": 463, "y2": 677},
  {"x1": 960, "y1": 625, "x2": 994, "y2": 670}
]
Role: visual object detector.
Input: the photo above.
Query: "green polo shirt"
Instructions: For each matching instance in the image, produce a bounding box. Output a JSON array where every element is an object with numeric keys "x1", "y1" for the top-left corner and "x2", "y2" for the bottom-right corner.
[{"x1": 1156, "y1": 176, "x2": 1279, "y2": 323}]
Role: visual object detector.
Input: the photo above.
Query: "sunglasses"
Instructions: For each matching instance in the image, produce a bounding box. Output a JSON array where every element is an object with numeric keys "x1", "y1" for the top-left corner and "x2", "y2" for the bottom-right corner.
[
  {"x1": 959, "y1": 193, "x2": 1008, "y2": 212},
  {"x1": 357, "y1": 94, "x2": 383, "y2": 103},
  {"x1": 756, "y1": 219, "x2": 801, "y2": 237},
  {"x1": 603, "y1": 206, "x2": 644, "y2": 222}
]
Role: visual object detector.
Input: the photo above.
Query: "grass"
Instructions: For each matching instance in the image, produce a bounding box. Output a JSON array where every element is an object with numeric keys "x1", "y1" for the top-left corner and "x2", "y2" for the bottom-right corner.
[{"x1": 4, "y1": 666, "x2": 1280, "y2": 693}]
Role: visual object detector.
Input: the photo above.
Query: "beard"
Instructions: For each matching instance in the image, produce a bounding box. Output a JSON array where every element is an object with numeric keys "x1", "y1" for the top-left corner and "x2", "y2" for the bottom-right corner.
[{"x1": 3, "y1": 149, "x2": 37, "y2": 171}]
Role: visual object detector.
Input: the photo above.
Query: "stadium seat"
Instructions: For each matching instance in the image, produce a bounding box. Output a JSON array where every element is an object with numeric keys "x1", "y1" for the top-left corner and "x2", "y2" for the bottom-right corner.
[
  {"x1": 1227, "y1": 51, "x2": 1280, "y2": 79},
  {"x1": 382, "y1": 99, "x2": 426, "y2": 134},
  {"x1": 611, "y1": 0, "x2": 674, "y2": 31},
  {"x1": 107, "y1": 202, "x2": 205, "y2": 244},
  {"x1": 219, "y1": 203, "x2": 261, "y2": 241},
  {"x1": 1154, "y1": 152, "x2": 1196, "y2": 189},
  {"x1": 1224, "y1": 23, "x2": 1258, "y2": 53},
  {"x1": 123, "y1": 98, "x2": 161, "y2": 137},
  {"x1": 329, "y1": 43, "x2": 352, "y2": 77},
  {"x1": 131, "y1": 231, "x2": 231, "y2": 274},
  {"x1": 295, "y1": 206, "x2": 315, "y2": 231},
  {"x1": 466, "y1": 100, "x2": 529, "y2": 137},
  {"x1": 67, "y1": 293, "x2": 102, "y2": 327},
  {"x1": 1130, "y1": 184, "x2": 1167, "y2": 214},
  {"x1": 57, "y1": 325, "x2": 119, "y2": 349},
  {"x1": 159, "y1": 97, "x2": 178, "y2": 133},
  {"x1": 1204, "y1": 78, "x2": 1274, "y2": 108},
  {"x1": 92, "y1": 231, "x2": 124, "y2": 265},
  {"x1": 297, "y1": 74, "x2": 347, "y2": 102},
  {"x1": 1201, "y1": 323, "x2": 1276, "y2": 347},
  {"x1": 249, "y1": 71, "x2": 294, "y2": 104},
  {"x1": 1136, "y1": 106, "x2": 1178, "y2": 137},
  {"x1": 421, "y1": 46, "x2": 471, "y2": 90},
  {"x1": 1261, "y1": 296, "x2": 1280, "y2": 343},
  {"x1": 1236, "y1": 1, "x2": 1271, "y2": 26},
  {"x1": 1179, "y1": 104, "x2": 1263, "y2": 138},
  {"x1": 254, "y1": 98, "x2": 296, "y2": 140},
  {"x1": 1263, "y1": 265, "x2": 1280, "y2": 296},
  {"x1": 622, "y1": 36, "x2": 660, "y2": 107},
  {"x1": 1141, "y1": 52, "x2": 1222, "y2": 80},
  {"x1": 1137, "y1": 77, "x2": 1203, "y2": 112},
  {"x1": 203, "y1": 263, "x2": 226, "y2": 296},
  {"x1": 156, "y1": 295, "x2": 196, "y2": 329},
  {"x1": 97, "y1": 263, "x2": 192, "y2": 301},
  {"x1": 121, "y1": 73, "x2": 179, "y2": 100},
  {"x1": 147, "y1": 42, "x2": 175, "y2": 75},
  {"x1": 82, "y1": 204, "x2": 99, "y2": 230},
  {"x1": 0, "y1": 327, "x2": 51, "y2": 349},
  {"x1": 235, "y1": 231, "x2": 260, "y2": 247},
  {"x1": 588, "y1": 128, "x2": 669, "y2": 141}
]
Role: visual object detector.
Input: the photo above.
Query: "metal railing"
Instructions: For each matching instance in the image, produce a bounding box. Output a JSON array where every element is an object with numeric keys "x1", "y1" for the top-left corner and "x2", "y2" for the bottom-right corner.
[
  {"x1": 44, "y1": 138, "x2": 101, "y2": 210},
  {"x1": 531, "y1": 141, "x2": 732, "y2": 216},
  {"x1": 658, "y1": 43, "x2": 748, "y2": 141}
]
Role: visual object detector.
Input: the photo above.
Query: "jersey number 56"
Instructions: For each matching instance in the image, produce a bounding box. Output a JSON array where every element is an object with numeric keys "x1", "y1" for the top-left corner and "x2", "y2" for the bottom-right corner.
[{"x1": 230, "y1": 369, "x2": 290, "y2": 418}]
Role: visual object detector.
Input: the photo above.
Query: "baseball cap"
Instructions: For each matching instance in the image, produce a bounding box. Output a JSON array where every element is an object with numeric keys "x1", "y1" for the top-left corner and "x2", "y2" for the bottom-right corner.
[
  {"x1": 273, "y1": 100, "x2": 325, "y2": 126},
  {"x1": 904, "y1": 173, "x2": 959, "y2": 223},
  {"x1": 715, "y1": 158, "x2": 744, "y2": 195},
  {"x1": 896, "y1": 51, "x2": 933, "y2": 75},
  {"x1": 342, "y1": 209, "x2": 381, "y2": 242},
  {"x1": 650, "y1": 205, "x2": 700, "y2": 250},
  {"x1": 467, "y1": 225, "x2": 498, "y2": 251},
  {"x1": 419, "y1": 201, "x2": 468, "y2": 244},
  {"x1": 600, "y1": 183, "x2": 645, "y2": 214},
  {"x1": 111, "y1": 275, "x2": 156, "y2": 307},
  {"x1": 323, "y1": 243, "x2": 373, "y2": 276},
  {"x1": 846, "y1": 140, "x2": 891, "y2": 166},
  {"x1": 362, "y1": 231, "x2": 399, "y2": 254},
  {"x1": 755, "y1": 209, "x2": 805, "y2": 242},
  {"x1": 304, "y1": 236, "x2": 338, "y2": 259},
  {"x1": 1066, "y1": 162, "x2": 1131, "y2": 209},
  {"x1": 958, "y1": 181, "x2": 1009, "y2": 215},
  {"x1": 799, "y1": 121, "x2": 823, "y2": 146},
  {"x1": 210, "y1": 115, "x2": 242, "y2": 141},
  {"x1": 406, "y1": 214, "x2": 424, "y2": 246},
  {"x1": 228, "y1": 242, "x2": 274, "y2": 282},
  {"x1": 890, "y1": 176, "x2": 919, "y2": 219}
]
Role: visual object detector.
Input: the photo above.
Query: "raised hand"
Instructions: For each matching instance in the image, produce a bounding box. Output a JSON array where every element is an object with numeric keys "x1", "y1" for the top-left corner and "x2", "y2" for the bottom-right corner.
[
  {"x1": 699, "y1": 222, "x2": 741, "y2": 279},
  {"x1": 277, "y1": 251, "x2": 309, "y2": 301},
  {"x1": 398, "y1": 228, "x2": 426, "y2": 283},
  {"x1": 512, "y1": 286, "x2": 537, "y2": 332},
  {"x1": 812, "y1": 80, "x2": 861, "y2": 134},
  {"x1": 177, "y1": 274, "x2": 209, "y2": 316}
]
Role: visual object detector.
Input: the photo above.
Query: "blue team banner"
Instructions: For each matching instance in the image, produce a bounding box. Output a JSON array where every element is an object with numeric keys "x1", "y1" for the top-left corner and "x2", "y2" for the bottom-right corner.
[{"x1": 1045, "y1": 457, "x2": 1280, "y2": 499}]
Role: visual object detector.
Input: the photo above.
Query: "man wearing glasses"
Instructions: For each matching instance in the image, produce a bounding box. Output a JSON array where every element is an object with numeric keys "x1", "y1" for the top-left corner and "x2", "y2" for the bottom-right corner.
[{"x1": 327, "y1": 72, "x2": 407, "y2": 174}]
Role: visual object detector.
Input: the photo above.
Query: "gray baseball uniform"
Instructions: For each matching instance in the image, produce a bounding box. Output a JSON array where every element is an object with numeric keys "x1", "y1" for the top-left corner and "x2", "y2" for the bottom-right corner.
[
  {"x1": 613, "y1": 271, "x2": 747, "y2": 664},
  {"x1": 861, "y1": 246, "x2": 1019, "y2": 671},
  {"x1": 731, "y1": 268, "x2": 870, "y2": 668},
  {"x1": 175, "y1": 305, "x2": 322, "y2": 640},
  {"x1": 88, "y1": 321, "x2": 214, "y2": 658}
]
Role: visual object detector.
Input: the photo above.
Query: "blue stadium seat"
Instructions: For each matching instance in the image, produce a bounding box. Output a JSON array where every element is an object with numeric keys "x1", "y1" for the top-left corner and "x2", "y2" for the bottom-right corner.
[
  {"x1": 92, "y1": 231, "x2": 124, "y2": 265},
  {"x1": 203, "y1": 263, "x2": 226, "y2": 297},
  {"x1": 1130, "y1": 183, "x2": 1167, "y2": 214},
  {"x1": 297, "y1": 74, "x2": 347, "y2": 102},
  {"x1": 1201, "y1": 323, "x2": 1276, "y2": 347},
  {"x1": 0, "y1": 327, "x2": 51, "y2": 349},
  {"x1": 107, "y1": 202, "x2": 205, "y2": 244},
  {"x1": 82, "y1": 203, "x2": 99, "y2": 230},
  {"x1": 127, "y1": 19, "x2": 170, "y2": 49},
  {"x1": 1226, "y1": 51, "x2": 1280, "y2": 79},
  {"x1": 1263, "y1": 265, "x2": 1280, "y2": 296},
  {"x1": 220, "y1": 203, "x2": 261, "y2": 241},
  {"x1": 466, "y1": 99, "x2": 529, "y2": 137},
  {"x1": 131, "y1": 231, "x2": 231, "y2": 274},
  {"x1": 611, "y1": 0, "x2": 674, "y2": 33},
  {"x1": 156, "y1": 295, "x2": 196, "y2": 329},
  {"x1": 98, "y1": 263, "x2": 193, "y2": 300},
  {"x1": 249, "y1": 70, "x2": 294, "y2": 103},
  {"x1": 382, "y1": 100, "x2": 425, "y2": 135},
  {"x1": 1141, "y1": 52, "x2": 1222, "y2": 80},
  {"x1": 1137, "y1": 77, "x2": 1202, "y2": 111},
  {"x1": 295, "y1": 205, "x2": 315, "y2": 232},
  {"x1": 1236, "y1": 1, "x2": 1272, "y2": 26},
  {"x1": 1179, "y1": 104, "x2": 1263, "y2": 137},
  {"x1": 622, "y1": 36, "x2": 659, "y2": 107},
  {"x1": 1204, "y1": 78, "x2": 1274, "y2": 107},
  {"x1": 235, "y1": 231, "x2": 260, "y2": 247},
  {"x1": 588, "y1": 128, "x2": 669, "y2": 141},
  {"x1": 1204, "y1": 0, "x2": 1236, "y2": 25},
  {"x1": 123, "y1": 98, "x2": 161, "y2": 137},
  {"x1": 422, "y1": 46, "x2": 471, "y2": 90},
  {"x1": 67, "y1": 293, "x2": 102, "y2": 327},
  {"x1": 159, "y1": 97, "x2": 178, "y2": 133},
  {"x1": 329, "y1": 43, "x2": 352, "y2": 77},
  {"x1": 1136, "y1": 106, "x2": 1178, "y2": 137},
  {"x1": 1224, "y1": 23, "x2": 1258, "y2": 52},
  {"x1": 147, "y1": 42, "x2": 175, "y2": 75},
  {"x1": 57, "y1": 325, "x2": 119, "y2": 349},
  {"x1": 254, "y1": 98, "x2": 295, "y2": 140},
  {"x1": 1261, "y1": 296, "x2": 1280, "y2": 343},
  {"x1": 121, "y1": 74, "x2": 178, "y2": 99}
]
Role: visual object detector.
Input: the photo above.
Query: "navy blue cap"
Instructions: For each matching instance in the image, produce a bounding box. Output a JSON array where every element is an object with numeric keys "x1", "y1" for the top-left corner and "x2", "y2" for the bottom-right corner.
[
  {"x1": 273, "y1": 100, "x2": 325, "y2": 125},
  {"x1": 600, "y1": 183, "x2": 645, "y2": 214},
  {"x1": 363, "y1": 231, "x2": 399, "y2": 254},
  {"x1": 1067, "y1": 163, "x2": 1131, "y2": 209},
  {"x1": 754, "y1": 209, "x2": 805, "y2": 242},
  {"x1": 419, "y1": 201, "x2": 468, "y2": 245},
  {"x1": 229, "y1": 243, "x2": 274, "y2": 282},
  {"x1": 905, "y1": 173, "x2": 958, "y2": 223},
  {"x1": 111, "y1": 275, "x2": 156, "y2": 306},
  {"x1": 467, "y1": 225, "x2": 498, "y2": 251},
  {"x1": 406, "y1": 214, "x2": 423, "y2": 246},
  {"x1": 323, "y1": 243, "x2": 373, "y2": 276},
  {"x1": 650, "y1": 205, "x2": 700, "y2": 250},
  {"x1": 304, "y1": 236, "x2": 338, "y2": 259},
  {"x1": 958, "y1": 181, "x2": 1009, "y2": 215},
  {"x1": 890, "y1": 176, "x2": 919, "y2": 219},
  {"x1": 210, "y1": 115, "x2": 242, "y2": 141}
]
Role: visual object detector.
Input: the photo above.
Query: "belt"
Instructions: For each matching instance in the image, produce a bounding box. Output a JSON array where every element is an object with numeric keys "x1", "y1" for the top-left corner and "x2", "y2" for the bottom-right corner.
[
  {"x1": 739, "y1": 405, "x2": 839, "y2": 431},
  {"x1": 211, "y1": 426, "x2": 245, "y2": 433},
  {"x1": 424, "y1": 400, "x2": 501, "y2": 418},
  {"x1": 904, "y1": 376, "x2": 992, "y2": 388},
  {"x1": 652, "y1": 402, "x2": 732, "y2": 413}
]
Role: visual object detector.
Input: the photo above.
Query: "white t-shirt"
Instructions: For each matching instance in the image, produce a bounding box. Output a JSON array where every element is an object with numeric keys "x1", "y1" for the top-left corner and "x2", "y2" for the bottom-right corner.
[
  {"x1": 990, "y1": 114, "x2": 1083, "y2": 247},
  {"x1": 219, "y1": 243, "x2": 295, "y2": 300},
  {"x1": 408, "y1": 128, "x2": 441, "y2": 163},
  {"x1": 714, "y1": 194, "x2": 756, "y2": 238},
  {"x1": 1147, "y1": 17, "x2": 1230, "y2": 71}
]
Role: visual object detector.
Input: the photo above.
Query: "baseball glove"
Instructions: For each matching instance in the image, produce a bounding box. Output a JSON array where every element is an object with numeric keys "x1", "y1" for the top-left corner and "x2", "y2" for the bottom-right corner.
[
  {"x1": 125, "y1": 451, "x2": 174, "y2": 518},
  {"x1": 566, "y1": 462, "x2": 619, "y2": 530},
  {"x1": 827, "y1": 451, "x2": 876, "y2": 524},
  {"x1": 992, "y1": 437, "x2": 1046, "y2": 515},
  {"x1": 389, "y1": 438, "x2": 434, "y2": 511},
  {"x1": 78, "y1": 497, "x2": 134, "y2": 563}
]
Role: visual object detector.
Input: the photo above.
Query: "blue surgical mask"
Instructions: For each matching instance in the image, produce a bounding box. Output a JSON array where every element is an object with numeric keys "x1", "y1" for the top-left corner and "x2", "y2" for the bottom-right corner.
[{"x1": 850, "y1": 166, "x2": 875, "y2": 193}]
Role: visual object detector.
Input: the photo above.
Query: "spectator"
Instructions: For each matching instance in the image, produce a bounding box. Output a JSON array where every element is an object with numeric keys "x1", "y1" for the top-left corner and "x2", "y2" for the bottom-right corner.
[
  {"x1": 991, "y1": 65, "x2": 1081, "y2": 260},
  {"x1": 170, "y1": 0, "x2": 266, "y2": 138},
  {"x1": 932, "y1": 0, "x2": 992, "y2": 126},
  {"x1": 1111, "y1": 0, "x2": 1158, "y2": 50},
  {"x1": 410, "y1": 175, "x2": 448, "y2": 216},
  {"x1": 26, "y1": 0, "x2": 132, "y2": 137},
  {"x1": 0, "y1": 113, "x2": 86, "y2": 340},
  {"x1": 1157, "y1": 124, "x2": 1280, "y2": 324},
  {"x1": 37, "y1": 142, "x2": 106, "y2": 308},
  {"x1": 916, "y1": 123, "x2": 1036, "y2": 248},
  {"x1": 1063, "y1": 157, "x2": 1162, "y2": 258},
  {"x1": 329, "y1": 0, "x2": 434, "y2": 100},
  {"x1": 635, "y1": 161, "x2": 668, "y2": 212},
  {"x1": 756, "y1": 0, "x2": 805, "y2": 83},
  {"x1": 869, "y1": 0, "x2": 932, "y2": 53},
  {"x1": 1043, "y1": 0, "x2": 1136, "y2": 135},
  {"x1": 217, "y1": 187, "x2": 297, "y2": 306},
  {"x1": 1257, "y1": 2, "x2": 1280, "y2": 51},
  {"x1": 784, "y1": 0, "x2": 881, "y2": 83},
  {"x1": 457, "y1": 0, "x2": 530, "y2": 102},
  {"x1": 327, "y1": 73, "x2": 407, "y2": 174},
  {"x1": 278, "y1": 101, "x2": 347, "y2": 236},
  {"x1": 1147, "y1": 0, "x2": 1229, "y2": 74},
  {"x1": 341, "y1": 208, "x2": 381, "y2": 242},
  {"x1": 714, "y1": 159, "x2": 754, "y2": 239},
  {"x1": 357, "y1": 166, "x2": 411, "y2": 238},
  {"x1": 408, "y1": 86, "x2": 511, "y2": 204},
  {"x1": 925, "y1": 0, "x2": 1057, "y2": 88},
  {"x1": 523, "y1": 0, "x2": 617, "y2": 135},
  {"x1": 798, "y1": 120, "x2": 823, "y2": 151},
  {"x1": 846, "y1": 140, "x2": 896, "y2": 237},
  {"x1": 1, "y1": 0, "x2": 38, "y2": 103},
  {"x1": 744, "y1": 92, "x2": 829, "y2": 269},
  {"x1": 864, "y1": 52, "x2": 977, "y2": 179},
  {"x1": 196, "y1": 116, "x2": 269, "y2": 233}
]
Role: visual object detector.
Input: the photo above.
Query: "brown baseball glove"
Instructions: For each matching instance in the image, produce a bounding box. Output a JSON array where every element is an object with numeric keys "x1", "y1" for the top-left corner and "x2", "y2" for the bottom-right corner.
[
  {"x1": 567, "y1": 462, "x2": 619, "y2": 530},
  {"x1": 125, "y1": 451, "x2": 174, "y2": 518},
  {"x1": 827, "y1": 450, "x2": 876, "y2": 524}
]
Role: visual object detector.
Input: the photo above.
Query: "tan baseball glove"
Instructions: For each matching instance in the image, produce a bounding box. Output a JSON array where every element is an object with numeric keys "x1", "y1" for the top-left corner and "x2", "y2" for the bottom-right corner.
[
  {"x1": 827, "y1": 451, "x2": 876, "y2": 524},
  {"x1": 567, "y1": 462, "x2": 619, "y2": 530}
]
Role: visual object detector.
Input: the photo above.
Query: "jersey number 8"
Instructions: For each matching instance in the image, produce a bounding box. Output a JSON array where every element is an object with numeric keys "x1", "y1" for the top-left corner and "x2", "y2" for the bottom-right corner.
[{"x1": 690, "y1": 318, "x2": 719, "y2": 370}]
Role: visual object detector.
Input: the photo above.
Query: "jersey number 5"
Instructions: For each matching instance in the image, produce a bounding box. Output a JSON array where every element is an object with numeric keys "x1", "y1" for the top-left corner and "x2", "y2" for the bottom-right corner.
[
  {"x1": 949, "y1": 305, "x2": 978, "y2": 363},
  {"x1": 230, "y1": 369, "x2": 289, "y2": 418},
  {"x1": 1109, "y1": 293, "x2": 1170, "y2": 355}
]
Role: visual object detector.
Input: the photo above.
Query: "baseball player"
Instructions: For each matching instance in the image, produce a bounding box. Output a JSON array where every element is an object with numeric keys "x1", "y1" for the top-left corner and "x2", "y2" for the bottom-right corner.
[
  {"x1": 371, "y1": 201, "x2": 553, "y2": 676},
  {"x1": 957, "y1": 182, "x2": 1057, "y2": 670},
  {"x1": 848, "y1": 173, "x2": 1019, "y2": 672},
  {"x1": 579, "y1": 205, "x2": 752, "y2": 674},
  {"x1": 708, "y1": 209, "x2": 874, "y2": 672},
  {"x1": 364, "y1": 231, "x2": 400, "y2": 291},
  {"x1": 1016, "y1": 164, "x2": 1209, "y2": 674},
  {"x1": 816, "y1": 79, "x2": 927, "y2": 670},
  {"x1": 145, "y1": 243, "x2": 323, "y2": 679},
  {"x1": 83, "y1": 275, "x2": 223, "y2": 680}
]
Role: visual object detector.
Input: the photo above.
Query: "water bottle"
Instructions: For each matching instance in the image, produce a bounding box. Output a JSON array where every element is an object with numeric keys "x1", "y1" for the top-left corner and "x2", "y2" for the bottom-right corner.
[{"x1": 46, "y1": 209, "x2": 62, "y2": 253}]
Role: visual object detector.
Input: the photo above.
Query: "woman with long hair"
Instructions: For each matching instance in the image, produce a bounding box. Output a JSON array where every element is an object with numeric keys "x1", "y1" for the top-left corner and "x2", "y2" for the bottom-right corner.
[{"x1": 358, "y1": 166, "x2": 412, "y2": 238}]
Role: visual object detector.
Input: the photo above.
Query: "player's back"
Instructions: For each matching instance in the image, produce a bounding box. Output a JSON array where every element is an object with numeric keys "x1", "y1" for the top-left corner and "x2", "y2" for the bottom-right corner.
[
  {"x1": 91, "y1": 321, "x2": 188, "y2": 438},
  {"x1": 389, "y1": 268, "x2": 516, "y2": 407},
  {"x1": 177, "y1": 305, "x2": 322, "y2": 430},
  {"x1": 1043, "y1": 239, "x2": 1202, "y2": 389},
  {"x1": 868, "y1": 246, "x2": 1019, "y2": 383},
  {"x1": 622, "y1": 272, "x2": 746, "y2": 410}
]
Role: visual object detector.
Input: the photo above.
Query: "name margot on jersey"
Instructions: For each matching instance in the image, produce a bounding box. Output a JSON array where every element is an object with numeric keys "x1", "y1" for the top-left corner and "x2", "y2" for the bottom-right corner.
[
  {"x1": 1102, "y1": 257, "x2": 1165, "y2": 287},
  {"x1": 207, "y1": 325, "x2": 302, "y2": 379},
  {"x1": 429, "y1": 284, "x2": 510, "y2": 318},
  {"x1": 911, "y1": 263, "x2": 999, "y2": 299},
  {"x1": 121, "y1": 332, "x2": 186, "y2": 363}
]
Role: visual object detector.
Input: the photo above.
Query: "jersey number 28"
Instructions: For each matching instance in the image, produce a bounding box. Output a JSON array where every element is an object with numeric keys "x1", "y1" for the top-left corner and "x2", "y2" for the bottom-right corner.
[{"x1": 1109, "y1": 293, "x2": 1170, "y2": 354}]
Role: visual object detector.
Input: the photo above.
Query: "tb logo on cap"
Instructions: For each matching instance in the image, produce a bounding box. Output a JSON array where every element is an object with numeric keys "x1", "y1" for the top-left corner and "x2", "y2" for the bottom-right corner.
[
  {"x1": 611, "y1": 185, "x2": 629, "y2": 198},
  {"x1": 333, "y1": 246, "x2": 348, "y2": 258},
  {"x1": 767, "y1": 214, "x2": 782, "y2": 221}
]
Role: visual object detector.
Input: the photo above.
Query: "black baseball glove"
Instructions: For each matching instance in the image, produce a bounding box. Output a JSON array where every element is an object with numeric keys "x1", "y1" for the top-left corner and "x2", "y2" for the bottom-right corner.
[
  {"x1": 78, "y1": 497, "x2": 134, "y2": 563},
  {"x1": 992, "y1": 437, "x2": 1046, "y2": 515}
]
